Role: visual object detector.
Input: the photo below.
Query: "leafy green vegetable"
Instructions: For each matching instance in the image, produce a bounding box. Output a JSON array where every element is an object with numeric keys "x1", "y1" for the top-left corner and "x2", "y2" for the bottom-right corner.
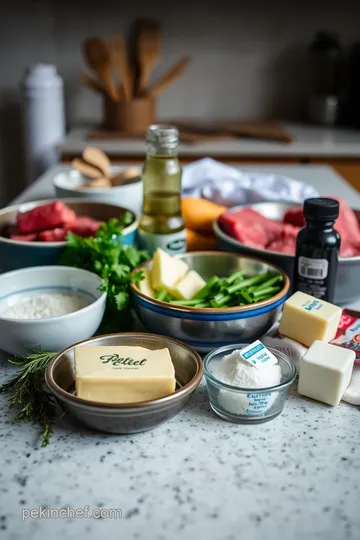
[
  {"x1": 0, "y1": 350, "x2": 57, "y2": 447},
  {"x1": 59, "y1": 213, "x2": 149, "y2": 322}
]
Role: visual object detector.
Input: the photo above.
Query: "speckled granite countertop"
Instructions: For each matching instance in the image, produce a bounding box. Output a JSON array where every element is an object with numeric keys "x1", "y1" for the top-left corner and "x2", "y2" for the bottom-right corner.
[{"x1": 0, "y1": 355, "x2": 359, "y2": 540}]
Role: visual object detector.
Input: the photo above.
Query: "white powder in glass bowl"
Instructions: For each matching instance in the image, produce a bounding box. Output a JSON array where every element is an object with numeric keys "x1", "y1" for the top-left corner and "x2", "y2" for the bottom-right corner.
[{"x1": 214, "y1": 349, "x2": 282, "y2": 415}]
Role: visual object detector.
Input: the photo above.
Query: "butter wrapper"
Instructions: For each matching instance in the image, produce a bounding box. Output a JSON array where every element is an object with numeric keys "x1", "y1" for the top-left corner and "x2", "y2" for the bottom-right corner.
[{"x1": 330, "y1": 309, "x2": 360, "y2": 365}]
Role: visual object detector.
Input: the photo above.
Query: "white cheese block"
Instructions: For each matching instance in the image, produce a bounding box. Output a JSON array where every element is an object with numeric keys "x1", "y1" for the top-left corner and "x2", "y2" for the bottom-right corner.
[
  {"x1": 151, "y1": 248, "x2": 188, "y2": 292},
  {"x1": 138, "y1": 268, "x2": 155, "y2": 298},
  {"x1": 171, "y1": 270, "x2": 206, "y2": 300},
  {"x1": 278, "y1": 291, "x2": 342, "y2": 347},
  {"x1": 298, "y1": 340, "x2": 355, "y2": 406}
]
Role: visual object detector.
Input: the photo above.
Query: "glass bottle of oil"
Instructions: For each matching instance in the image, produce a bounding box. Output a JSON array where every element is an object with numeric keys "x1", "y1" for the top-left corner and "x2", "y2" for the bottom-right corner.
[{"x1": 138, "y1": 125, "x2": 186, "y2": 255}]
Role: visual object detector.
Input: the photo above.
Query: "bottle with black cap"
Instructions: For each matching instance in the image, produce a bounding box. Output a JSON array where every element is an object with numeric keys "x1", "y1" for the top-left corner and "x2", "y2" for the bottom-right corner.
[{"x1": 294, "y1": 198, "x2": 340, "y2": 302}]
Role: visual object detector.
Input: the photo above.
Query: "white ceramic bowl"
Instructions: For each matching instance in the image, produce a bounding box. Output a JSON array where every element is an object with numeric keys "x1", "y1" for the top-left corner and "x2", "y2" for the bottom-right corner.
[
  {"x1": 53, "y1": 167, "x2": 143, "y2": 215},
  {"x1": 0, "y1": 266, "x2": 106, "y2": 356}
]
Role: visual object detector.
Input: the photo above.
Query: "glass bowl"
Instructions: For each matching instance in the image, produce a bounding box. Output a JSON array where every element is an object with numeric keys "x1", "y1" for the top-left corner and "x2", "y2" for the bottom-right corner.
[{"x1": 203, "y1": 344, "x2": 296, "y2": 424}]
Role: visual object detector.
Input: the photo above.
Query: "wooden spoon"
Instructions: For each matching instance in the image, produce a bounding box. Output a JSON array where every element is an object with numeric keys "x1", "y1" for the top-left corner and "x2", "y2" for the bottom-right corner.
[
  {"x1": 78, "y1": 73, "x2": 107, "y2": 96},
  {"x1": 83, "y1": 37, "x2": 118, "y2": 101},
  {"x1": 108, "y1": 36, "x2": 132, "y2": 101},
  {"x1": 134, "y1": 18, "x2": 161, "y2": 96},
  {"x1": 146, "y1": 57, "x2": 190, "y2": 97}
]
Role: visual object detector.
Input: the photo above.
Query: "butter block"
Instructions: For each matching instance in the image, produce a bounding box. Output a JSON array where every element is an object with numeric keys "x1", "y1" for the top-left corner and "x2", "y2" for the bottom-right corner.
[
  {"x1": 138, "y1": 268, "x2": 155, "y2": 298},
  {"x1": 298, "y1": 340, "x2": 355, "y2": 406},
  {"x1": 75, "y1": 346, "x2": 176, "y2": 404},
  {"x1": 171, "y1": 270, "x2": 206, "y2": 300},
  {"x1": 278, "y1": 291, "x2": 342, "y2": 347},
  {"x1": 151, "y1": 248, "x2": 188, "y2": 292}
]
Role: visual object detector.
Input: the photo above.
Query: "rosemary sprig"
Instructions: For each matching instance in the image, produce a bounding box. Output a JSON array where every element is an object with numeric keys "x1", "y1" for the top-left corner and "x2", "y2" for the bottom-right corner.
[{"x1": 0, "y1": 350, "x2": 57, "y2": 447}]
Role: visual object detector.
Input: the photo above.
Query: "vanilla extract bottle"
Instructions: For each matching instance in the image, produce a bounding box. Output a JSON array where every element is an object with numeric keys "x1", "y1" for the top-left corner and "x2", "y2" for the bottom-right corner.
[
  {"x1": 294, "y1": 198, "x2": 340, "y2": 302},
  {"x1": 138, "y1": 125, "x2": 186, "y2": 255}
]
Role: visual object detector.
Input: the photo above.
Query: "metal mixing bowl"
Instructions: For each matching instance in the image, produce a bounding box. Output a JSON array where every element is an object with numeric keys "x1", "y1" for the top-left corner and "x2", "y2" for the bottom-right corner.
[
  {"x1": 131, "y1": 252, "x2": 290, "y2": 353},
  {"x1": 213, "y1": 201, "x2": 360, "y2": 305},
  {"x1": 45, "y1": 332, "x2": 203, "y2": 435}
]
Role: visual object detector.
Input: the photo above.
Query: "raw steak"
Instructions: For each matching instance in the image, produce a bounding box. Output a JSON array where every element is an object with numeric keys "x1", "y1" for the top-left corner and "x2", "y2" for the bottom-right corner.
[
  {"x1": 17, "y1": 201, "x2": 77, "y2": 234},
  {"x1": 222, "y1": 199, "x2": 360, "y2": 258},
  {"x1": 66, "y1": 216, "x2": 102, "y2": 237},
  {"x1": 219, "y1": 208, "x2": 283, "y2": 248},
  {"x1": 38, "y1": 228, "x2": 67, "y2": 242}
]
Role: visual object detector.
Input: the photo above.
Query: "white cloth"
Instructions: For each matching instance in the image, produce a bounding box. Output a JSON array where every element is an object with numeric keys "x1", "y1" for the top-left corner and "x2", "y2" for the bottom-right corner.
[
  {"x1": 182, "y1": 158, "x2": 319, "y2": 206},
  {"x1": 343, "y1": 365, "x2": 360, "y2": 405}
]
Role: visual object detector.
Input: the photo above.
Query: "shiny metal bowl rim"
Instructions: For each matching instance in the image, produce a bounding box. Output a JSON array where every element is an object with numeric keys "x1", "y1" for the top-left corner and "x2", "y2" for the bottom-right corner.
[
  {"x1": 45, "y1": 332, "x2": 203, "y2": 410},
  {"x1": 130, "y1": 251, "x2": 290, "y2": 314},
  {"x1": 0, "y1": 198, "x2": 139, "y2": 247},
  {"x1": 203, "y1": 343, "x2": 297, "y2": 392},
  {"x1": 213, "y1": 203, "x2": 360, "y2": 263}
]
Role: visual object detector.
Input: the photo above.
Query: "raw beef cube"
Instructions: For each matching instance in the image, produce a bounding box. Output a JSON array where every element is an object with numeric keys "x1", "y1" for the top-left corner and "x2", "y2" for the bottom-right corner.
[
  {"x1": 219, "y1": 208, "x2": 283, "y2": 247},
  {"x1": 10, "y1": 233, "x2": 38, "y2": 242},
  {"x1": 17, "y1": 201, "x2": 77, "y2": 234},
  {"x1": 230, "y1": 222, "x2": 267, "y2": 248},
  {"x1": 283, "y1": 207, "x2": 305, "y2": 227},
  {"x1": 66, "y1": 216, "x2": 102, "y2": 237},
  {"x1": 38, "y1": 228, "x2": 67, "y2": 242}
]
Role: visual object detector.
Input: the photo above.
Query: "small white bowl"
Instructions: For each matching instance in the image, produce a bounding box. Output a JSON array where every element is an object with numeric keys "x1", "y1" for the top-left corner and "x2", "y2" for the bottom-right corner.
[
  {"x1": 53, "y1": 167, "x2": 143, "y2": 215},
  {"x1": 0, "y1": 266, "x2": 106, "y2": 356}
]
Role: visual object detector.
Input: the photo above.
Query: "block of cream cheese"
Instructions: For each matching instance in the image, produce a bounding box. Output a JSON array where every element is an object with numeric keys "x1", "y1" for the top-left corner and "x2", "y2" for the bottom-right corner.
[
  {"x1": 278, "y1": 291, "x2": 342, "y2": 347},
  {"x1": 75, "y1": 346, "x2": 176, "y2": 404},
  {"x1": 298, "y1": 340, "x2": 355, "y2": 406}
]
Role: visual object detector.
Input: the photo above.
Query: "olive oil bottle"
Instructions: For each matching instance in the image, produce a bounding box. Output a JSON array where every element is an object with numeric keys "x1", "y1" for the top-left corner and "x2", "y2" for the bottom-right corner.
[{"x1": 138, "y1": 125, "x2": 186, "y2": 255}]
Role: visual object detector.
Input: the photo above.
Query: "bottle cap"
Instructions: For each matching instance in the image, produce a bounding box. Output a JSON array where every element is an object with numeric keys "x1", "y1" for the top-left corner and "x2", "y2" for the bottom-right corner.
[
  {"x1": 146, "y1": 125, "x2": 179, "y2": 149},
  {"x1": 303, "y1": 198, "x2": 340, "y2": 221}
]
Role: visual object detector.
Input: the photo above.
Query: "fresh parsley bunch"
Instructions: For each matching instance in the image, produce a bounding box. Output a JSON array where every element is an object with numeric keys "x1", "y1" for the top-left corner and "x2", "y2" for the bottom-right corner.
[{"x1": 59, "y1": 213, "x2": 149, "y2": 316}]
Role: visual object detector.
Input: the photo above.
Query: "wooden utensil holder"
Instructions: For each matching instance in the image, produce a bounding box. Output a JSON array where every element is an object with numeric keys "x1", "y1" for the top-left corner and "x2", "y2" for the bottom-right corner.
[{"x1": 104, "y1": 97, "x2": 156, "y2": 134}]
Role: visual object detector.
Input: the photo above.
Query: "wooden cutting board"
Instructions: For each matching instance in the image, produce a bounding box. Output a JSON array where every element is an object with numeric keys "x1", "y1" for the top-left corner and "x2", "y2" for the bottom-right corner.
[
  {"x1": 87, "y1": 128, "x2": 234, "y2": 144},
  {"x1": 87, "y1": 121, "x2": 293, "y2": 144},
  {"x1": 217, "y1": 121, "x2": 293, "y2": 143}
]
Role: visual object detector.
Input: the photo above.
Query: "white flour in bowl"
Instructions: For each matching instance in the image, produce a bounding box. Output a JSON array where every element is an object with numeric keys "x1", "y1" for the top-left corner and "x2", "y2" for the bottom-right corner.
[{"x1": 1, "y1": 292, "x2": 90, "y2": 320}]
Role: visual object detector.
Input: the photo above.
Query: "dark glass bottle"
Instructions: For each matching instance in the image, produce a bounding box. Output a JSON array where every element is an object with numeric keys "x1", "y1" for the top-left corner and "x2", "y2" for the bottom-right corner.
[{"x1": 294, "y1": 198, "x2": 340, "y2": 302}]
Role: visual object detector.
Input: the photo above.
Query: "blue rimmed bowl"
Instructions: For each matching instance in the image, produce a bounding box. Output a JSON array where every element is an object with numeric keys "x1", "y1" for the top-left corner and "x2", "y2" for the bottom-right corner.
[
  {"x1": 131, "y1": 252, "x2": 290, "y2": 352},
  {"x1": 0, "y1": 199, "x2": 138, "y2": 272}
]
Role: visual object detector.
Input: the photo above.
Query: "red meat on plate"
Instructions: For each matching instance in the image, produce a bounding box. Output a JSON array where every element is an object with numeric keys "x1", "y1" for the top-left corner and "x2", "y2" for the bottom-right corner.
[
  {"x1": 10, "y1": 233, "x2": 38, "y2": 242},
  {"x1": 219, "y1": 208, "x2": 283, "y2": 248},
  {"x1": 38, "y1": 228, "x2": 67, "y2": 242},
  {"x1": 17, "y1": 201, "x2": 77, "y2": 234},
  {"x1": 66, "y1": 216, "x2": 102, "y2": 237}
]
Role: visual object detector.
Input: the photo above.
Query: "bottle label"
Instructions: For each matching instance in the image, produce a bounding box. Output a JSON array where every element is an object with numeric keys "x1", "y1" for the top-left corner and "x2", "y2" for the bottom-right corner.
[
  {"x1": 296, "y1": 256, "x2": 333, "y2": 299},
  {"x1": 137, "y1": 229, "x2": 186, "y2": 256},
  {"x1": 298, "y1": 257, "x2": 329, "y2": 280}
]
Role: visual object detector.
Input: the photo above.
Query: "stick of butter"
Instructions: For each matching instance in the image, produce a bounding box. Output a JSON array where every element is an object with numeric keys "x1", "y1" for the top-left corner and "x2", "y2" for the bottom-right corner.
[
  {"x1": 75, "y1": 346, "x2": 176, "y2": 404},
  {"x1": 278, "y1": 291, "x2": 342, "y2": 347}
]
